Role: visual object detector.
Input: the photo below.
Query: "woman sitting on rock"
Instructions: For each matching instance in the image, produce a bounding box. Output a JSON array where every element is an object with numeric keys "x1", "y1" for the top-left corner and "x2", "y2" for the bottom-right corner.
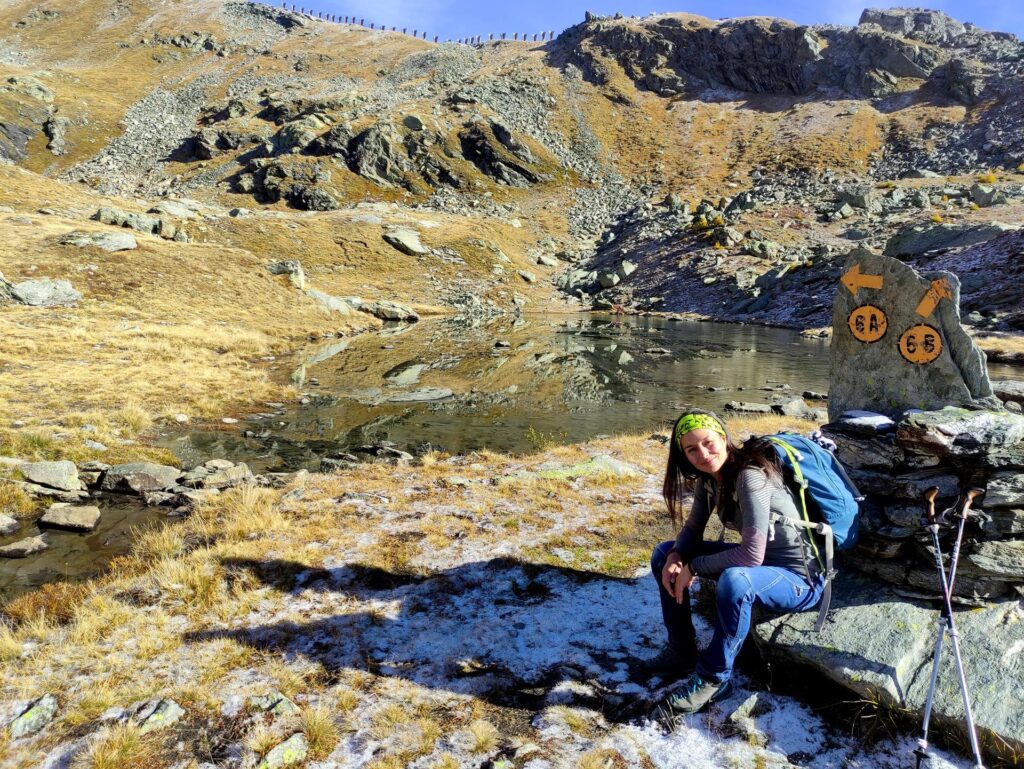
[{"x1": 646, "y1": 409, "x2": 825, "y2": 726}]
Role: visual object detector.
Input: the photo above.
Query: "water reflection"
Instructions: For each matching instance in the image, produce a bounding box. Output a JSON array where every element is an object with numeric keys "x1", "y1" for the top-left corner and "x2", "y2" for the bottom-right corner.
[{"x1": 163, "y1": 315, "x2": 836, "y2": 469}]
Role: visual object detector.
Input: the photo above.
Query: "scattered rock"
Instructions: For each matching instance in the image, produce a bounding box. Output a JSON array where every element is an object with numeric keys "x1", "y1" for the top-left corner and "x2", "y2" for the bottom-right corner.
[
  {"x1": 19, "y1": 460, "x2": 82, "y2": 491},
  {"x1": 0, "y1": 514, "x2": 19, "y2": 535},
  {"x1": 0, "y1": 536, "x2": 48, "y2": 558},
  {"x1": 8, "y1": 279, "x2": 81, "y2": 307},
  {"x1": 9, "y1": 694, "x2": 58, "y2": 739},
  {"x1": 256, "y1": 733, "x2": 308, "y2": 769},
  {"x1": 101, "y1": 462, "x2": 181, "y2": 493},
  {"x1": 136, "y1": 699, "x2": 185, "y2": 733},
  {"x1": 382, "y1": 228, "x2": 428, "y2": 255}
]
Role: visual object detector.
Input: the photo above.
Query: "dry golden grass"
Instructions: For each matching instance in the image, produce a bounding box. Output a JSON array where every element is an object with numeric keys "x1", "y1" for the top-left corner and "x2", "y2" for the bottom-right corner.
[
  {"x1": 72, "y1": 723, "x2": 165, "y2": 769},
  {"x1": 467, "y1": 719, "x2": 500, "y2": 753},
  {"x1": 0, "y1": 480, "x2": 37, "y2": 518},
  {"x1": 2, "y1": 582, "x2": 92, "y2": 626},
  {"x1": 300, "y1": 705, "x2": 340, "y2": 759},
  {"x1": 974, "y1": 334, "x2": 1024, "y2": 358}
]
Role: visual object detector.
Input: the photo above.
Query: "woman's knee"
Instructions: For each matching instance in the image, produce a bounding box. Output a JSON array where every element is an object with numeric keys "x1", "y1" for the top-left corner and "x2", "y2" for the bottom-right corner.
[{"x1": 716, "y1": 568, "x2": 754, "y2": 606}]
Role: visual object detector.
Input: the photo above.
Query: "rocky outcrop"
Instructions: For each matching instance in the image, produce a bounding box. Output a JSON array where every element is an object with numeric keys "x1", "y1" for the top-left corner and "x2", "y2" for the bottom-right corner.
[
  {"x1": 459, "y1": 121, "x2": 540, "y2": 187},
  {"x1": 347, "y1": 123, "x2": 411, "y2": 187}
]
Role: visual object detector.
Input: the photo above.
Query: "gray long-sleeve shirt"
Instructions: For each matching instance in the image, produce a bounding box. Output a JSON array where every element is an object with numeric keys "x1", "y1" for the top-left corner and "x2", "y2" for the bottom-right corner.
[{"x1": 673, "y1": 467, "x2": 819, "y2": 578}]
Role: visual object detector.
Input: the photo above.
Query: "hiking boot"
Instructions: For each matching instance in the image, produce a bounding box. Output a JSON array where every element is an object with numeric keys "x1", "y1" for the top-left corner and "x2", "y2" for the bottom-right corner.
[
  {"x1": 637, "y1": 644, "x2": 696, "y2": 681},
  {"x1": 650, "y1": 673, "x2": 733, "y2": 730}
]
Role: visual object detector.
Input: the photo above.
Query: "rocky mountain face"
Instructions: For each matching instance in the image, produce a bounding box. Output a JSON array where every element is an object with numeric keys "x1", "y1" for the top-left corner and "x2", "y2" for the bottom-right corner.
[{"x1": 0, "y1": 1, "x2": 1022, "y2": 326}]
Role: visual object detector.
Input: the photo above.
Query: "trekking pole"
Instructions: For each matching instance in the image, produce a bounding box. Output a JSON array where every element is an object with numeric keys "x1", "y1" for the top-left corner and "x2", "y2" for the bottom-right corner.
[{"x1": 913, "y1": 488, "x2": 985, "y2": 769}]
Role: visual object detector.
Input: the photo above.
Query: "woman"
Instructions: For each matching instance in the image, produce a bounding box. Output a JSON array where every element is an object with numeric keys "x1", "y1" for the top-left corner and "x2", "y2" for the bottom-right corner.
[{"x1": 646, "y1": 409, "x2": 825, "y2": 725}]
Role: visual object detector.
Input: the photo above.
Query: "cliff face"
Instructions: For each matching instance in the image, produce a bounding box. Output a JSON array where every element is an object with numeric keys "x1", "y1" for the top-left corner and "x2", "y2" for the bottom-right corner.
[{"x1": 0, "y1": 1, "x2": 1022, "y2": 329}]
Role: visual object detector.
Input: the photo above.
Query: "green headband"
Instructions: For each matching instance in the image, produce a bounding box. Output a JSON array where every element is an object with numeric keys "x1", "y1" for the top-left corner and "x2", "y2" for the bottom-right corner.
[{"x1": 675, "y1": 414, "x2": 727, "y2": 445}]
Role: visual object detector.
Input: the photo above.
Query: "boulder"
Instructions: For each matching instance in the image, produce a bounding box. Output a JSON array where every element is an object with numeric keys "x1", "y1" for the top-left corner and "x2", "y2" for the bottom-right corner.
[
  {"x1": 59, "y1": 230, "x2": 137, "y2": 252},
  {"x1": 838, "y1": 186, "x2": 880, "y2": 210},
  {"x1": 92, "y1": 206, "x2": 162, "y2": 235},
  {"x1": 884, "y1": 222, "x2": 1018, "y2": 257},
  {"x1": 895, "y1": 408, "x2": 1024, "y2": 464},
  {"x1": 994, "y1": 380, "x2": 1024, "y2": 408},
  {"x1": 0, "y1": 536, "x2": 47, "y2": 558},
  {"x1": 289, "y1": 184, "x2": 338, "y2": 211},
  {"x1": 101, "y1": 462, "x2": 181, "y2": 493},
  {"x1": 402, "y1": 115, "x2": 424, "y2": 131},
  {"x1": 753, "y1": 572, "x2": 1024, "y2": 749},
  {"x1": 38, "y1": 504, "x2": 101, "y2": 532},
  {"x1": 382, "y1": 228, "x2": 428, "y2": 255},
  {"x1": 969, "y1": 184, "x2": 1007, "y2": 208},
  {"x1": 19, "y1": 460, "x2": 81, "y2": 491},
  {"x1": 829, "y1": 249, "x2": 998, "y2": 420},
  {"x1": 10, "y1": 279, "x2": 81, "y2": 307},
  {"x1": 266, "y1": 259, "x2": 305, "y2": 290},
  {"x1": 367, "y1": 300, "x2": 419, "y2": 322}
]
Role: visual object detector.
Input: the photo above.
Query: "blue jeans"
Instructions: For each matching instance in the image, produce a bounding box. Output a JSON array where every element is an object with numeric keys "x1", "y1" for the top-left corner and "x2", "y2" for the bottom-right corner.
[{"x1": 651, "y1": 540, "x2": 824, "y2": 685}]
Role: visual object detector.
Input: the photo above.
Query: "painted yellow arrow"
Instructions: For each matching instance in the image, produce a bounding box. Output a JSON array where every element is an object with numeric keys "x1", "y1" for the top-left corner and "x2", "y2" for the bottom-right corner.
[
  {"x1": 916, "y1": 277, "x2": 954, "y2": 318},
  {"x1": 841, "y1": 264, "x2": 884, "y2": 297}
]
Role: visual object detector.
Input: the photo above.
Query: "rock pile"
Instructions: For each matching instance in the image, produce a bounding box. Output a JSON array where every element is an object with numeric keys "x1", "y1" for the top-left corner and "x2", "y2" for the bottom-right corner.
[{"x1": 827, "y1": 407, "x2": 1024, "y2": 601}]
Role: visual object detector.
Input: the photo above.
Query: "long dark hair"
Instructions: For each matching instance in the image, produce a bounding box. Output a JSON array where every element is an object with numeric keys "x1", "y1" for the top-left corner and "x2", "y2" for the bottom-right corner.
[{"x1": 662, "y1": 410, "x2": 783, "y2": 526}]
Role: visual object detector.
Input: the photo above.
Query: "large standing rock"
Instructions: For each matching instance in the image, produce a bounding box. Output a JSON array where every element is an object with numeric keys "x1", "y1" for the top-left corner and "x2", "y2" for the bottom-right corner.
[
  {"x1": 19, "y1": 461, "x2": 81, "y2": 491},
  {"x1": 101, "y1": 463, "x2": 181, "y2": 493},
  {"x1": 829, "y1": 248, "x2": 998, "y2": 420}
]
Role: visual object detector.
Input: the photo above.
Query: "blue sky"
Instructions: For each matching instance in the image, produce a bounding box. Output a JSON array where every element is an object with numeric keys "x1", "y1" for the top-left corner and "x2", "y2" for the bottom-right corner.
[{"x1": 283, "y1": 1, "x2": 1024, "y2": 42}]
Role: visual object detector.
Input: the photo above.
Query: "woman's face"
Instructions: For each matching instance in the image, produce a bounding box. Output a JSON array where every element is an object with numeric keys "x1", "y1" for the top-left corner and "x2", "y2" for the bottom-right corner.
[{"x1": 681, "y1": 428, "x2": 728, "y2": 477}]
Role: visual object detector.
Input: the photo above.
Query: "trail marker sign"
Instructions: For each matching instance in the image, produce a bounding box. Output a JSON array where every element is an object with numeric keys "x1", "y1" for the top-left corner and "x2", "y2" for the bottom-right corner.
[{"x1": 829, "y1": 248, "x2": 998, "y2": 420}]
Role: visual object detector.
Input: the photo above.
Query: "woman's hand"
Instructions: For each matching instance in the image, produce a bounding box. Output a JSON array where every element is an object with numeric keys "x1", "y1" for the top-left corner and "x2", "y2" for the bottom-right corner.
[{"x1": 662, "y1": 552, "x2": 696, "y2": 604}]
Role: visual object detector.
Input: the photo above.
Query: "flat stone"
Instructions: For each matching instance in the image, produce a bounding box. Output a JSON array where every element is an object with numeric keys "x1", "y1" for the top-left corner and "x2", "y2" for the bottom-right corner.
[
  {"x1": 884, "y1": 221, "x2": 1017, "y2": 257},
  {"x1": 987, "y1": 508, "x2": 1024, "y2": 535},
  {"x1": 537, "y1": 254, "x2": 559, "y2": 267},
  {"x1": 385, "y1": 387, "x2": 453, "y2": 402},
  {"x1": 59, "y1": 230, "x2": 137, "y2": 252},
  {"x1": 753, "y1": 573, "x2": 1024, "y2": 747},
  {"x1": 9, "y1": 694, "x2": 58, "y2": 739},
  {"x1": 0, "y1": 536, "x2": 47, "y2": 558},
  {"x1": 137, "y1": 699, "x2": 185, "y2": 733},
  {"x1": 198, "y1": 464, "x2": 253, "y2": 490},
  {"x1": 248, "y1": 691, "x2": 298, "y2": 716},
  {"x1": 101, "y1": 462, "x2": 181, "y2": 493},
  {"x1": 829, "y1": 249, "x2": 997, "y2": 421},
  {"x1": 305, "y1": 288, "x2": 354, "y2": 316},
  {"x1": 827, "y1": 410, "x2": 896, "y2": 435},
  {"x1": 19, "y1": 460, "x2": 81, "y2": 491},
  {"x1": 148, "y1": 200, "x2": 198, "y2": 219},
  {"x1": 832, "y1": 433, "x2": 904, "y2": 470},
  {"x1": 382, "y1": 227, "x2": 428, "y2": 255},
  {"x1": 10, "y1": 279, "x2": 81, "y2": 307},
  {"x1": 895, "y1": 408, "x2": 1024, "y2": 461},
  {"x1": 962, "y1": 540, "x2": 1024, "y2": 579},
  {"x1": 994, "y1": 379, "x2": 1024, "y2": 407},
  {"x1": 725, "y1": 401, "x2": 773, "y2": 413},
  {"x1": 518, "y1": 270, "x2": 537, "y2": 283},
  {"x1": 984, "y1": 472, "x2": 1024, "y2": 508},
  {"x1": 38, "y1": 504, "x2": 101, "y2": 532},
  {"x1": 0, "y1": 514, "x2": 19, "y2": 535}
]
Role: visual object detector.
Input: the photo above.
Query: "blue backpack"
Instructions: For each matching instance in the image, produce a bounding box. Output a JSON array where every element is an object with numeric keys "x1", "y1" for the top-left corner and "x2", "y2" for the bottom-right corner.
[{"x1": 761, "y1": 432, "x2": 862, "y2": 631}]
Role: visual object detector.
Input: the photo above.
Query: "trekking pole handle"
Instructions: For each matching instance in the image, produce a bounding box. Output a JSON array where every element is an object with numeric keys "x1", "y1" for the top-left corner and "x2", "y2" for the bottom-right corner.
[
  {"x1": 922, "y1": 486, "x2": 939, "y2": 526},
  {"x1": 956, "y1": 488, "x2": 983, "y2": 521}
]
